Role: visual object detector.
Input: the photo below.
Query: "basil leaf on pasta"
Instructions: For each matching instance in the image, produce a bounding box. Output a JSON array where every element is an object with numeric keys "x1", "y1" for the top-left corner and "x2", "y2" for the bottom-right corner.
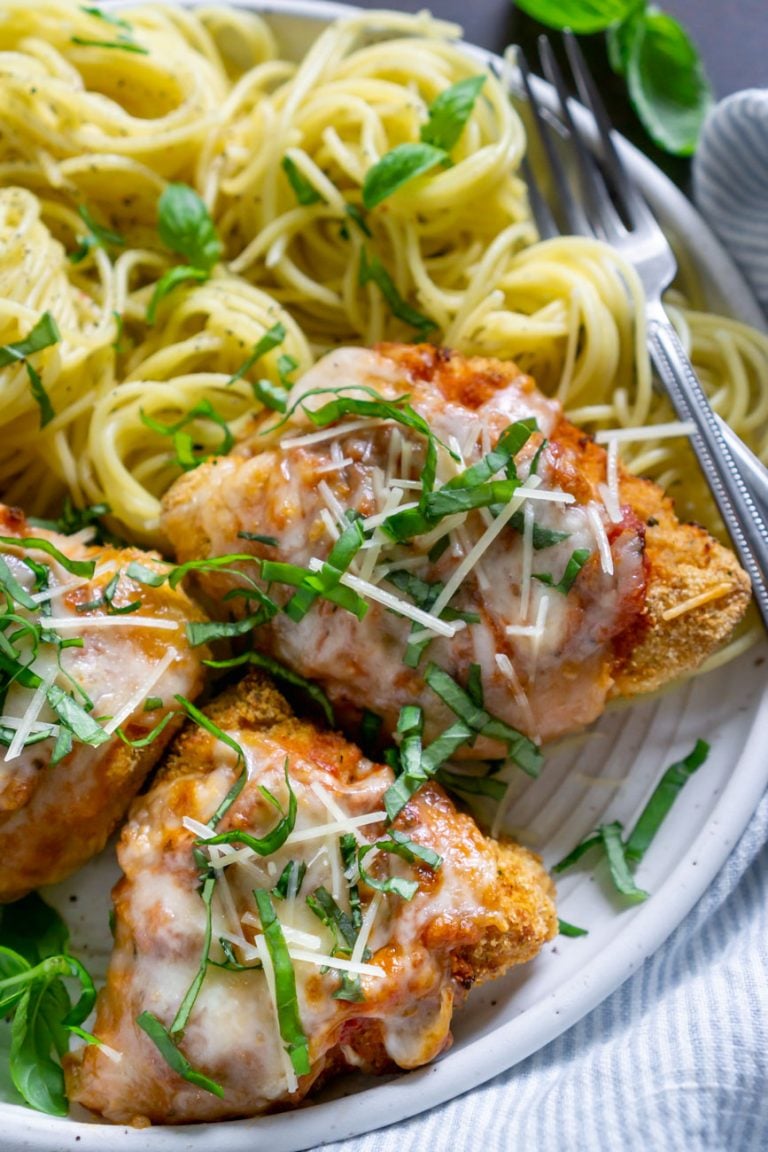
[
  {"x1": 362, "y1": 142, "x2": 448, "y2": 210},
  {"x1": 146, "y1": 265, "x2": 209, "y2": 325},
  {"x1": 420, "y1": 75, "x2": 486, "y2": 151},
  {"x1": 157, "y1": 184, "x2": 221, "y2": 270}
]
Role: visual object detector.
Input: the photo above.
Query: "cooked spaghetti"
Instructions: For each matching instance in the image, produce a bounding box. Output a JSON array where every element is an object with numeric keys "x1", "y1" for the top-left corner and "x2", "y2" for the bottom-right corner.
[{"x1": 0, "y1": 0, "x2": 765, "y2": 565}]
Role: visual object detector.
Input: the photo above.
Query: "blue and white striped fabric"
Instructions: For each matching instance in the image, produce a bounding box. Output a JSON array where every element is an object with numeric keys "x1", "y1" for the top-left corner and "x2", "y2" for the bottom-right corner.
[
  {"x1": 311, "y1": 98, "x2": 768, "y2": 1152},
  {"x1": 319, "y1": 791, "x2": 768, "y2": 1152},
  {"x1": 694, "y1": 89, "x2": 768, "y2": 317}
]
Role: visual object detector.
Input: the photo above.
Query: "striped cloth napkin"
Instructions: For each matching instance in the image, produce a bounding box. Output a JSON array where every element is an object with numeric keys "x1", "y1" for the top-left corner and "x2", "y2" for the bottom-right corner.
[
  {"x1": 694, "y1": 89, "x2": 768, "y2": 318},
  {"x1": 311, "y1": 90, "x2": 768, "y2": 1152}
]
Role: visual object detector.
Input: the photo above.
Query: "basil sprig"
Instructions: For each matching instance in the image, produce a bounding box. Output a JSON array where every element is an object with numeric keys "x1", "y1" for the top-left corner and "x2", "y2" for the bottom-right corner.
[
  {"x1": 513, "y1": 0, "x2": 711, "y2": 155},
  {"x1": 362, "y1": 75, "x2": 486, "y2": 208},
  {"x1": 0, "y1": 895, "x2": 97, "y2": 1116},
  {"x1": 148, "y1": 183, "x2": 221, "y2": 322}
]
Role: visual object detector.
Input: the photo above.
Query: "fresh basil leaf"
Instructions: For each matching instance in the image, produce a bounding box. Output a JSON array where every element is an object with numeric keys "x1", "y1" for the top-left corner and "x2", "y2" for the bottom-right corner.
[
  {"x1": 0, "y1": 536, "x2": 94, "y2": 579},
  {"x1": 146, "y1": 265, "x2": 209, "y2": 325},
  {"x1": 253, "y1": 890, "x2": 311, "y2": 1076},
  {"x1": 511, "y1": 0, "x2": 640, "y2": 34},
  {"x1": 421, "y1": 75, "x2": 486, "y2": 151},
  {"x1": 362, "y1": 142, "x2": 448, "y2": 210},
  {"x1": 623, "y1": 8, "x2": 713, "y2": 155},
  {"x1": 137, "y1": 1011, "x2": 224, "y2": 1096},
  {"x1": 253, "y1": 378, "x2": 288, "y2": 412},
  {"x1": 281, "y1": 156, "x2": 323, "y2": 205},
  {"x1": 358, "y1": 249, "x2": 436, "y2": 335},
  {"x1": 437, "y1": 767, "x2": 508, "y2": 801},
  {"x1": 344, "y1": 203, "x2": 372, "y2": 237},
  {"x1": 10, "y1": 985, "x2": 68, "y2": 1116},
  {"x1": 124, "y1": 560, "x2": 168, "y2": 587},
  {"x1": 372, "y1": 829, "x2": 442, "y2": 871},
  {"x1": 28, "y1": 500, "x2": 109, "y2": 539},
  {"x1": 0, "y1": 895, "x2": 68, "y2": 965},
  {"x1": 157, "y1": 183, "x2": 221, "y2": 270},
  {"x1": 115, "y1": 711, "x2": 175, "y2": 749},
  {"x1": 226, "y1": 322, "x2": 286, "y2": 387}
]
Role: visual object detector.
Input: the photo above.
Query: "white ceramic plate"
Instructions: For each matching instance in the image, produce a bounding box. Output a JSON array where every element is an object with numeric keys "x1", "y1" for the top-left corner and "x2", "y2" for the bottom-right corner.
[{"x1": 2, "y1": 3, "x2": 766, "y2": 1149}]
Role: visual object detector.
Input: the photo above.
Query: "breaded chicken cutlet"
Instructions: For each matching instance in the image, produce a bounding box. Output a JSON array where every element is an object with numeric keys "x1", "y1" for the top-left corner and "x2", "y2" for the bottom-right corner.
[
  {"x1": 66, "y1": 672, "x2": 557, "y2": 1125},
  {"x1": 0, "y1": 504, "x2": 208, "y2": 900},
  {"x1": 161, "y1": 344, "x2": 750, "y2": 755}
]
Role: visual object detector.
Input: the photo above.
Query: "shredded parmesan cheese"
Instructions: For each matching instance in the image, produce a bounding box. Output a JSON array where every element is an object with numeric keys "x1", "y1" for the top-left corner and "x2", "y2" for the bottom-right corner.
[
  {"x1": 350, "y1": 891, "x2": 382, "y2": 966},
  {"x1": 43, "y1": 615, "x2": 179, "y2": 631},
  {"x1": 102, "y1": 647, "x2": 176, "y2": 735},
  {"x1": 586, "y1": 504, "x2": 614, "y2": 576},
  {"x1": 661, "y1": 581, "x2": 735, "y2": 621}
]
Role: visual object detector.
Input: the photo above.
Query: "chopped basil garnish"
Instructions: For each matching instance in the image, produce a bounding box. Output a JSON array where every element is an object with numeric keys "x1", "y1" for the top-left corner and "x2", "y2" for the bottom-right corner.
[
  {"x1": 553, "y1": 742, "x2": 709, "y2": 903},
  {"x1": 509, "y1": 510, "x2": 570, "y2": 549},
  {"x1": 358, "y1": 248, "x2": 436, "y2": 336},
  {"x1": 146, "y1": 265, "x2": 209, "y2": 324},
  {"x1": 79, "y1": 5, "x2": 132, "y2": 29},
  {"x1": 370, "y1": 829, "x2": 442, "y2": 871},
  {"x1": 0, "y1": 313, "x2": 61, "y2": 428},
  {"x1": 227, "y1": 322, "x2": 286, "y2": 389},
  {"x1": 173, "y1": 695, "x2": 246, "y2": 827},
  {"x1": 436, "y1": 768, "x2": 508, "y2": 801},
  {"x1": 424, "y1": 663, "x2": 542, "y2": 776},
  {"x1": 357, "y1": 848, "x2": 419, "y2": 901},
  {"x1": 70, "y1": 35, "x2": 149, "y2": 54},
  {"x1": 558, "y1": 918, "x2": 589, "y2": 938},
  {"x1": 624, "y1": 739, "x2": 710, "y2": 863},
  {"x1": 306, "y1": 887, "x2": 358, "y2": 953},
  {"x1": 261, "y1": 558, "x2": 369, "y2": 621},
  {"x1": 168, "y1": 876, "x2": 216, "y2": 1037},
  {"x1": 281, "y1": 156, "x2": 324, "y2": 205},
  {"x1": 68, "y1": 204, "x2": 125, "y2": 264},
  {"x1": 253, "y1": 889, "x2": 311, "y2": 1076},
  {"x1": 206, "y1": 651, "x2": 334, "y2": 727},
  {"x1": 238, "y1": 531, "x2": 279, "y2": 547},
  {"x1": 533, "y1": 548, "x2": 591, "y2": 595},
  {"x1": 140, "y1": 398, "x2": 234, "y2": 472},
  {"x1": 137, "y1": 1012, "x2": 224, "y2": 1097},
  {"x1": 273, "y1": 860, "x2": 307, "y2": 901},
  {"x1": 201, "y1": 762, "x2": 297, "y2": 856}
]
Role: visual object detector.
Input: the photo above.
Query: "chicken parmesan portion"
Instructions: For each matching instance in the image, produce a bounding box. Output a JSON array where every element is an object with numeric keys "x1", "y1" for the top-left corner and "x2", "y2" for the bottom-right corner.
[
  {"x1": 0, "y1": 504, "x2": 208, "y2": 900},
  {"x1": 161, "y1": 344, "x2": 749, "y2": 757},
  {"x1": 66, "y1": 673, "x2": 557, "y2": 1125}
]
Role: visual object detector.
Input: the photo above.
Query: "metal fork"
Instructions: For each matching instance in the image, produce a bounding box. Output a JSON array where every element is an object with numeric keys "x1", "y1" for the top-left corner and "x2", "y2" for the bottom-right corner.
[{"x1": 516, "y1": 32, "x2": 768, "y2": 631}]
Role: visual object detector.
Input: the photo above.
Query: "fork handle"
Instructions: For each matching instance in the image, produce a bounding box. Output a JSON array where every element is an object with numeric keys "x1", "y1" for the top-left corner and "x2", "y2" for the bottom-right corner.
[{"x1": 646, "y1": 298, "x2": 768, "y2": 631}]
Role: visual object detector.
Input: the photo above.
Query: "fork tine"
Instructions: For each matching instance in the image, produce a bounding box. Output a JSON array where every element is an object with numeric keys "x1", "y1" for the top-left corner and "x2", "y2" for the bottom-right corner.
[
  {"x1": 536, "y1": 36, "x2": 624, "y2": 243},
  {"x1": 517, "y1": 48, "x2": 590, "y2": 237},
  {"x1": 562, "y1": 31, "x2": 653, "y2": 231}
]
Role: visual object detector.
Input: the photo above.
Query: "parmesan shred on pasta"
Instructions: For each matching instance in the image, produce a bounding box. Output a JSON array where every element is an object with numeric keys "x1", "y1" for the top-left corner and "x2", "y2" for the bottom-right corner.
[{"x1": 0, "y1": 0, "x2": 765, "y2": 565}]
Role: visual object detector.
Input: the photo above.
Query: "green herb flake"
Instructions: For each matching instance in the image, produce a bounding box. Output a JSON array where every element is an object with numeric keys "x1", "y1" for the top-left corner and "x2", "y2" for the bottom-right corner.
[
  {"x1": 533, "y1": 547, "x2": 591, "y2": 595},
  {"x1": 624, "y1": 739, "x2": 710, "y2": 863},
  {"x1": 69, "y1": 204, "x2": 125, "y2": 264},
  {"x1": 201, "y1": 762, "x2": 297, "y2": 856},
  {"x1": 70, "y1": 35, "x2": 149, "y2": 54},
  {"x1": 359, "y1": 249, "x2": 436, "y2": 336},
  {"x1": 253, "y1": 889, "x2": 311, "y2": 1076},
  {"x1": 137, "y1": 1011, "x2": 224, "y2": 1097},
  {"x1": 226, "y1": 322, "x2": 286, "y2": 387},
  {"x1": 140, "y1": 398, "x2": 234, "y2": 471},
  {"x1": 146, "y1": 265, "x2": 209, "y2": 325}
]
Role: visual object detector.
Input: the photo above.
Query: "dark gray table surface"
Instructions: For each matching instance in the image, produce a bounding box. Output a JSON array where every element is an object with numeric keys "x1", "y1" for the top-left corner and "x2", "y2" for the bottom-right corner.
[
  {"x1": 352, "y1": 0, "x2": 767, "y2": 96},
  {"x1": 351, "y1": 0, "x2": 766, "y2": 184}
]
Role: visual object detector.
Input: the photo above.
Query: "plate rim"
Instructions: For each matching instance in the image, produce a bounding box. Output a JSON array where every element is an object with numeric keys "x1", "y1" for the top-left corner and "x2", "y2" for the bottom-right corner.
[{"x1": 4, "y1": 2, "x2": 767, "y2": 1147}]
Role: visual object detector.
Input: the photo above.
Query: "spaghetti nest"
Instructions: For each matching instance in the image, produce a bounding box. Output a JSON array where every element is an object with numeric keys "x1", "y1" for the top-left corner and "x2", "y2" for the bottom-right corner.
[{"x1": 0, "y1": 0, "x2": 766, "y2": 548}]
